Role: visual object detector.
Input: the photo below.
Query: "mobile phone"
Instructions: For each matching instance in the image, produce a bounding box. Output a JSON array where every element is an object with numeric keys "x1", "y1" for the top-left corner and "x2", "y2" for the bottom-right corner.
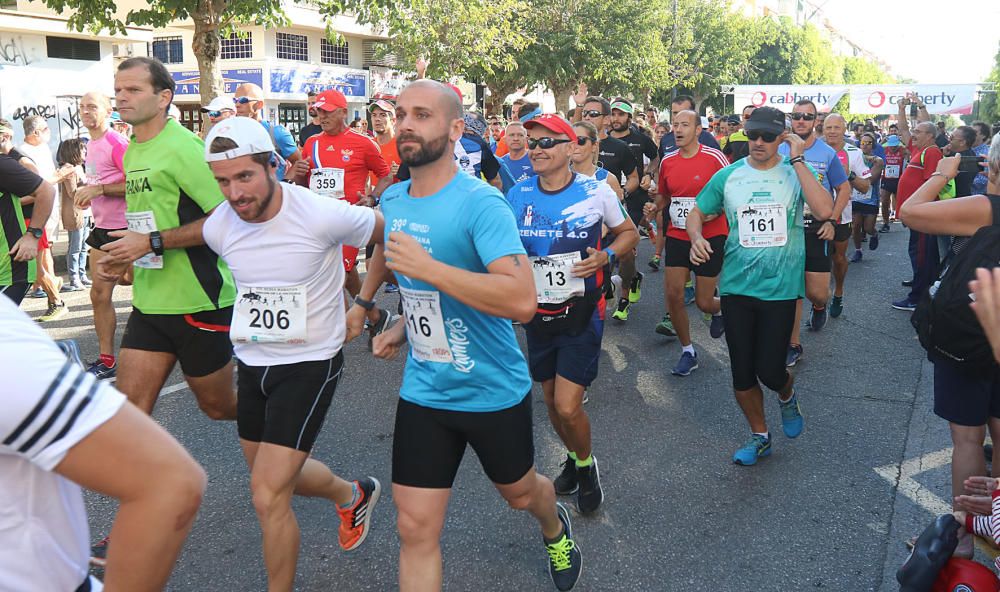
[
  {"x1": 909, "y1": 103, "x2": 918, "y2": 118},
  {"x1": 959, "y1": 155, "x2": 987, "y2": 174}
]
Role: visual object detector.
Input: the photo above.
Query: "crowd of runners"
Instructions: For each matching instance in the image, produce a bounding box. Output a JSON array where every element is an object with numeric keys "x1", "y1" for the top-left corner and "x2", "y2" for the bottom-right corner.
[{"x1": 4, "y1": 54, "x2": 1000, "y2": 591}]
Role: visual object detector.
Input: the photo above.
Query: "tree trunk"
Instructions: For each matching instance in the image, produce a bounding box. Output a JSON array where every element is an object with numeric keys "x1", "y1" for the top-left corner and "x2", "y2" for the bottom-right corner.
[
  {"x1": 552, "y1": 86, "x2": 573, "y2": 115},
  {"x1": 191, "y1": 10, "x2": 223, "y2": 132}
]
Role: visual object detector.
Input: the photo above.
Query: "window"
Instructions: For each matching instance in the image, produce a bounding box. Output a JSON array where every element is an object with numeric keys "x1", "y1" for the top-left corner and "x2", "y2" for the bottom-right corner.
[
  {"x1": 150, "y1": 36, "x2": 183, "y2": 64},
  {"x1": 276, "y1": 33, "x2": 308, "y2": 62},
  {"x1": 220, "y1": 32, "x2": 253, "y2": 60},
  {"x1": 46, "y1": 36, "x2": 100, "y2": 61},
  {"x1": 321, "y1": 38, "x2": 349, "y2": 66}
]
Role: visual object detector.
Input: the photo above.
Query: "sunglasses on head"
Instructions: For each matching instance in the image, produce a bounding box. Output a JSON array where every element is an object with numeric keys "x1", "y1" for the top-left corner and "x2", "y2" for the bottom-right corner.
[
  {"x1": 528, "y1": 137, "x2": 573, "y2": 150},
  {"x1": 746, "y1": 130, "x2": 780, "y2": 143},
  {"x1": 234, "y1": 97, "x2": 257, "y2": 105},
  {"x1": 789, "y1": 112, "x2": 816, "y2": 121},
  {"x1": 582, "y1": 110, "x2": 606, "y2": 118}
]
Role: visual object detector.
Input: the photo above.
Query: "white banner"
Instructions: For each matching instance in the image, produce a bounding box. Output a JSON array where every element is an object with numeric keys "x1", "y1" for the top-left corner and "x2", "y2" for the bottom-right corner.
[
  {"x1": 733, "y1": 85, "x2": 848, "y2": 113},
  {"x1": 848, "y1": 84, "x2": 979, "y2": 115}
]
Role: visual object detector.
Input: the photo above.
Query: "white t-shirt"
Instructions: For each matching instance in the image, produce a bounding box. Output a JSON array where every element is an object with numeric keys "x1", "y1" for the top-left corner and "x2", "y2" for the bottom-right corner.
[
  {"x1": 837, "y1": 144, "x2": 872, "y2": 224},
  {"x1": 18, "y1": 141, "x2": 61, "y2": 231},
  {"x1": 0, "y1": 297, "x2": 124, "y2": 592},
  {"x1": 202, "y1": 183, "x2": 376, "y2": 366}
]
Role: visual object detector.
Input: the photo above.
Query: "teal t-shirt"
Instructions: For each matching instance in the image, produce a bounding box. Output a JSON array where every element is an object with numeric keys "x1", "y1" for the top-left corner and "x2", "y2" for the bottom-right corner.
[{"x1": 695, "y1": 157, "x2": 806, "y2": 301}]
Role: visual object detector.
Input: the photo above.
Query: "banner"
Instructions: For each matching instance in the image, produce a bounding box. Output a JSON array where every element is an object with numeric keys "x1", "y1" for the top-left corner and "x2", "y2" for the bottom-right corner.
[
  {"x1": 171, "y1": 69, "x2": 264, "y2": 96},
  {"x1": 848, "y1": 85, "x2": 979, "y2": 115},
  {"x1": 269, "y1": 65, "x2": 368, "y2": 100},
  {"x1": 733, "y1": 85, "x2": 848, "y2": 113}
]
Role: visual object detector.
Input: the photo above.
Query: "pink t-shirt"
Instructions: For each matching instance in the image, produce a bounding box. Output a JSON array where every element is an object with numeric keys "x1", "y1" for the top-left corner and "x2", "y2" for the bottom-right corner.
[{"x1": 84, "y1": 128, "x2": 128, "y2": 229}]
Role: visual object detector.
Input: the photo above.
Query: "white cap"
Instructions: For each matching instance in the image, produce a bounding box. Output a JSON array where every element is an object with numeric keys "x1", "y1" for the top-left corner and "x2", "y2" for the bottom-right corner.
[
  {"x1": 204, "y1": 117, "x2": 275, "y2": 162},
  {"x1": 201, "y1": 95, "x2": 235, "y2": 113}
]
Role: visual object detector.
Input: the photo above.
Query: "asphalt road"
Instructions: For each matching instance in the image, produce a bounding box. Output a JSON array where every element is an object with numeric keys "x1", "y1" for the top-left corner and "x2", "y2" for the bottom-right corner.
[{"x1": 26, "y1": 226, "x2": 978, "y2": 591}]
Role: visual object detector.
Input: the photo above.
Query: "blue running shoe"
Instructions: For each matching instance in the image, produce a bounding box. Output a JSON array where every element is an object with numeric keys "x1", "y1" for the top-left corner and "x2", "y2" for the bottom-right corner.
[
  {"x1": 779, "y1": 393, "x2": 804, "y2": 438},
  {"x1": 733, "y1": 434, "x2": 771, "y2": 466},
  {"x1": 684, "y1": 283, "x2": 695, "y2": 305},
  {"x1": 869, "y1": 233, "x2": 879, "y2": 250},
  {"x1": 785, "y1": 344, "x2": 803, "y2": 367},
  {"x1": 849, "y1": 250, "x2": 862, "y2": 263},
  {"x1": 810, "y1": 306, "x2": 827, "y2": 331},
  {"x1": 829, "y1": 296, "x2": 843, "y2": 319},
  {"x1": 892, "y1": 298, "x2": 917, "y2": 311},
  {"x1": 709, "y1": 314, "x2": 725, "y2": 338},
  {"x1": 671, "y1": 351, "x2": 698, "y2": 376}
]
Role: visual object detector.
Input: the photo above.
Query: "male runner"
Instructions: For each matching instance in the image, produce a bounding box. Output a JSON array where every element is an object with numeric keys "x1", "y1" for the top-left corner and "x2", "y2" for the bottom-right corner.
[
  {"x1": 657, "y1": 95, "x2": 720, "y2": 157},
  {"x1": 879, "y1": 134, "x2": 905, "y2": 232},
  {"x1": 202, "y1": 117, "x2": 382, "y2": 591},
  {"x1": 297, "y1": 91, "x2": 322, "y2": 148},
  {"x1": 370, "y1": 98, "x2": 401, "y2": 177},
  {"x1": 643, "y1": 110, "x2": 729, "y2": 376},
  {"x1": 500, "y1": 121, "x2": 535, "y2": 182},
  {"x1": 508, "y1": 114, "x2": 638, "y2": 513},
  {"x1": 850, "y1": 133, "x2": 884, "y2": 262},
  {"x1": 233, "y1": 83, "x2": 302, "y2": 180},
  {"x1": 823, "y1": 114, "x2": 871, "y2": 318},
  {"x1": 346, "y1": 80, "x2": 583, "y2": 591},
  {"x1": 609, "y1": 98, "x2": 658, "y2": 233},
  {"x1": 73, "y1": 91, "x2": 130, "y2": 378},
  {"x1": 777, "y1": 100, "x2": 849, "y2": 367},
  {"x1": 687, "y1": 106, "x2": 833, "y2": 465}
]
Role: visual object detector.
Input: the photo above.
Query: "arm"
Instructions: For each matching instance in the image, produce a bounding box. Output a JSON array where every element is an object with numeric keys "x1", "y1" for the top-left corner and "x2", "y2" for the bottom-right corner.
[
  {"x1": 899, "y1": 156, "x2": 993, "y2": 235},
  {"x1": 623, "y1": 168, "x2": 640, "y2": 194},
  {"x1": 75, "y1": 181, "x2": 126, "y2": 208},
  {"x1": 897, "y1": 100, "x2": 912, "y2": 146},
  {"x1": 849, "y1": 174, "x2": 871, "y2": 196},
  {"x1": 101, "y1": 211, "x2": 213, "y2": 264},
  {"x1": 606, "y1": 174, "x2": 624, "y2": 202},
  {"x1": 798, "y1": 162, "x2": 834, "y2": 221},
  {"x1": 870, "y1": 156, "x2": 884, "y2": 181},
  {"x1": 10, "y1": 179, "x2": 56, "y2": 262}
]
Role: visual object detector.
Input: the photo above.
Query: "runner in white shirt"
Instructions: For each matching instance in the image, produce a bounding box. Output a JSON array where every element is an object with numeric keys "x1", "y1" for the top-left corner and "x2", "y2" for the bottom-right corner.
[
  {"x1": 1, "y1": 295, "x2": 205, "y2": 592},
  {"x1": 201, "y1": 117, "x2": 383, "y2": 592}
]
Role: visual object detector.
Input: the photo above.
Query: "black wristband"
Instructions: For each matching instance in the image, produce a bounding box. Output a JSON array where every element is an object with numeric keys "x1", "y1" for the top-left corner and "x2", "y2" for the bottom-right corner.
[
  {"x1": 788, "y1": 155, "x2": 805, "y2": 166},
  {"x1": 354, "y1": 295, "x2": 376, "y2": 311},
  {"x1": 149, "y1": 231, "x2": 164, "y2": 256}
]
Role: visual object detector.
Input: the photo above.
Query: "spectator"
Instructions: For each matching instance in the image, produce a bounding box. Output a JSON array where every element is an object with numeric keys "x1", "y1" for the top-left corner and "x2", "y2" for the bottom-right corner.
[
  {"x1": 971, "y1": 121, "x2": 992, "y2": 195},
  {"x1": 298, "y1": 91, "x2": 322, "y2": 148},
  {"x1": 935, "y1": 121, "x2": 950, "y2": 149},
  {"x1": 55, "y1": 138, "x2": 90, "y2": 292}
]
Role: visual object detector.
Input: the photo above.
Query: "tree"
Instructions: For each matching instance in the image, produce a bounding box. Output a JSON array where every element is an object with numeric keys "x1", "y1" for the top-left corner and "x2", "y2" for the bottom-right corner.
[{"x1": 976, "y1": 41, "x2": 1000, "y2": 122}]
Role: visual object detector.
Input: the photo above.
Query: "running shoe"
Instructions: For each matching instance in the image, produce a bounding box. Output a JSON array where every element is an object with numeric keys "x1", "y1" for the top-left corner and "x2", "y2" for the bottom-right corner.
[
  {"x1": 28, "y1": 287, "x2": 45, "y2": 298},
  {"x1": 546, "y1": 503, "x2": 582, "y2": 592},
  {"x1": 336, "y1": 477, "x2": 381, "y2": 551},
  {"x1": 879, "y1": 223, "x2": 890, "y2": 233},
  {"x1": 671, "y1": 351, "x2": 698, "y2": 377},
  {"x1": 849, "y1": 250, "x2": 862, "y2": 263},
  {"x1": 869, "y1": 233, "x2": 880, "y2": 250},
  {"x1": 648, "y1": 255, "x2": 660, "y2": 271},
  {"x1": 709, "y1": 314, "x2": 725, "y2": 338},
  {"x1": 37, "y1": 301, "x2": 68, "y2": 322},
  {"x1": 785, "y1": 344, "x2": 803, "y2": 367},
  {"x1": 684, "y1": 282, "x2": 695, "y2": 305},
  {"x1": 384, "y1": 283, "x2": 399, "y2": 294},
  {"x1": 61, "y1": 280, "x2": 84, "y2": 292},
  {"x1": 809, "y1": 306, "x2": 827, "y2": 331},
  {"x1": 892, "y1": 298, "x2": 918, "y2": 311},
  {"x1": 628, "y1": 272, "x2": 643, "y2": 303},
  {"x1": 901, "y1": 279, "x2": 913, "y2": 288},
  {"x1": 55, "y1": 339, "x2": 85, "y2": 370},
  {"x1": 655, "y1": 314, "x2": 676, "y2": 336},
  {"x1": 733, "y1": 434, "x2": 771, "y2": 466},
  {"x1": 610, "y1": 275, "x2": 622, "y2": 302},
  {"x1": 80, "y1": 275, "x2": 93, "y2": 287},
  {"x1": 368, "y1": 308, "x2": 391, "y2": 352},
  {"x1": 90, "y1": 535, "x2": 110, "y2": 568},
  {"x1": 830, "y1": 296, "x2": 843, "y2": 319},
  {"x1": 576, "y1": 458, "x2": 603, "y2": 514},
  {"x1": 87, "y1": 360, "x2": 117, "y2": 380},
  {"x1": 638, "y1": 226, "x2": 648, "y2": 238},
  {"x1": 779, "y1": 393, "x2": 804, "y2": 438},
  {"x1": 553, "y1": 455, "x2": 579, "y2": 495},
  {"x1": 612, "y1": 298, "x2": 630, "y2": 321}
]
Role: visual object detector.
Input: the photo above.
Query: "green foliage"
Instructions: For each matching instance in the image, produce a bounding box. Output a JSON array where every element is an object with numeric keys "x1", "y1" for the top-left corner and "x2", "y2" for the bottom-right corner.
[{"x1": 977, "y1": 41, "x2": 1000, "y2": 122}]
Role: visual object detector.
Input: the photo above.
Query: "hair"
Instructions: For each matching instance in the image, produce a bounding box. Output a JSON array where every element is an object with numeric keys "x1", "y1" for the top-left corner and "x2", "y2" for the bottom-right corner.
[
  {"x1": 989, "y1": 133, "x2": 1000, "y2": 186},
  {"x1": 208, "y1": 136, "x2": 272, "y2": 169},
  {"x1": 993, "y1": 122, "x2": 1000, "y2": 137},
  {"x1": 672, "y1": 95, "x2": 696, "y2": 111},
  {"x1": 937, "y1": 121, "x2": 946, "y2": 129},
  {"x1": 654, "y1": 121, "x2": 670, "y2": 134},
  {"x1": 953, "y1": 125, "x2": 976, "y2": 149},
  {"x1": 22, "y1": 115, "x2": 47, "y2": 137},
  {"x1": 584, "y1": 96, "x2": 611, "y2": 115},
  {"x1": 742, "y1": 104, "x2": 756, "y2": 114},
  {"x1": 56, "y1": 138, "x2": 86, "y2": 167},
  {"x1": 307, "y1": 91, "x2": 317, "y2": 98},
  {"x1": 349, "y1": 119, "x2": 361, "y2": 129},
  {"x1": 512, "y1": 98, "x2": 526, "y2": 106},
  {"x1": 861, "y1": 132, "x2": 877, "y2": 145},
  {"x1": 573, "y1": 121, "x2": 600, "y2": 165},
  {"x1": 973, "y1": 121, "x2": 992, "y2": 143},
  {"x1": 793, "y1": 99, "x2": 817, "y2": 113},
  {"x1": 518, "y1": 101, "x2": 540, "y2": 119},
  {"x1": 118, "y1": 56, "x2": 176, "y2": 106},
  {"x1": 505, "y1": 121, "x2": 525, "y2": 133}
]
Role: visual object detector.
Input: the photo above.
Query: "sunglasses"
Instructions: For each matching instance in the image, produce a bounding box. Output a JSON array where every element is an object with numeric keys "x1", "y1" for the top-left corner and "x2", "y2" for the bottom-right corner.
[
  {"x1": 582, "y1": 110, "x2": 606, "y2": 118},
  {"x1": 234, "y1": 97, "x2": 257, "y2": 105},
  {"x1": 746, "y1": 130, "x2": 780, "y2": 142},
  {"x1": 576, "y1": 136, "x2": 596, "y2": 145},
  {"x1": 789, "y1": 112, "x2": 817, "y2": 121},
  {"x1": 528, "y1": 137, "x2": 573, "y2": 150},
  {"x1": 208, "y1": 111, "x2": 224, "y2": 118}
]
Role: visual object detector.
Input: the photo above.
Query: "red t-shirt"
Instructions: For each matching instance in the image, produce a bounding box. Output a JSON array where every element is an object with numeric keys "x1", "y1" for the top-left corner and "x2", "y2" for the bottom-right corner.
[
  {"x1": 370, "y1": 136, "x2": 400, "y2": 187},
  {"x1": 897, "y1": 141, "x2": 942, "y2": 206},
  {"x1": 658, "y1": 145, "x2": 730, "y2": 241},
  {"x1": 302, "y1": 129, "x2": 390, "y2": 205}
]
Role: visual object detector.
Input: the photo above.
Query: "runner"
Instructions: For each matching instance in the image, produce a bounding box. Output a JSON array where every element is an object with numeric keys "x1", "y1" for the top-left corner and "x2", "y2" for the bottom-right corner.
[
  {"x1": 687, "y1": 106, "x2": 833, "y2": 465},
  {"x1": 657, "y1": 95, "x2": 720, "y2": 157},
  {"x1": 346, "y1": 80, "x2": 582, "y2": 591},
  {"x1": 643, "y1": 110, "x2": 729, "y2": 376},
  {"x1": 879, "y1": 134, "x2": 905, "y2": 232},
  {"x1": 500, "y1": 121, "x2": 535, "y2": 182},
  {"x1": 823, "y1": 114, "x2": 871, "y2": 319},
  {"x1": 297, "y1": 90, "x2": 322, "y2": 148},
  {"x1": 370, "y1": 98, "x2": 401, "y2": 177},
  {"x1": 2, "y1": 296, "x2": 206, "y2": 592},
  {"x1": 201, "y1": 117, "x2": 382, "y2": 591},
  {"x1": 233, "y1": 83, "x2": 302, "y2": 181},
  {"x1": 850, "y1": 132, "x2": 884, "y2": 263},
  {"x1": 74, "y1": 91, "x2": 130, "y2": 379},
  {"x1": 570, "y1": 121, "x2": 624, "y2": 200},
  {"x1": 777, "y1": 100, "x2": 848, "y2": 367},
  {"x1": 507, "y1": 113, "x2": 637, "y2": 514},
  {"x1": 199, "y1": 94, "x2": 235, "y2": 137},
  {"x1": 609, "y1": 97, "x2": 658, "y2": 235}
]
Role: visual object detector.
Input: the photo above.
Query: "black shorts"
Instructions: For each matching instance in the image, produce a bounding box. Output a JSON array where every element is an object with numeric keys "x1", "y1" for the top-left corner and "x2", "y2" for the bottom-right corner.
[
  {"x1": 236, "y1": 352, "x2": 343, "y2": 452},
  {"x1": 525, "y1": 313, "x2": 603, "y2": 387},
  {"x1": 881, "y1": 178, "x2": 899, "y2": 194},
  {"x1": 804, "y1": 231, "x2": 832, "y2": 273},
  {"x1": 392, "y1": 394, "x2": 535, "y2": 488},
  {"x1": 833, "y1": 222, "x2": 852, "y2": 243},
  {"x1": 853, "y1": 202, "x2": 879, "y2": 216},
  {"x1": 933, "y1": 360, "x2": 1000, "y2": 427},
  {"x1": 625, "y1": 193, "x2": 648, "y2": 227},
  {"x1": 1, "y1": 282, "x2": 30, "y2": 306},
  {"x1": 86, "y1": 227, "x2": 127, "y2": 251},
  {"x1": 663, "y1": 235, "x2": 725, "y2": 276},
  {"x1": 720, "y1": 295, "x2": 796, "y2": 392},
  {"x1": 121, "y1": 306, "x2": 234, "y2": 377}
]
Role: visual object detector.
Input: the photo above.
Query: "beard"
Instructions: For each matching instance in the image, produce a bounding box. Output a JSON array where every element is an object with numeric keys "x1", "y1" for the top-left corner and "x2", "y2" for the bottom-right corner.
[
  {"x1": 611, "y1": 121, "x2": 629, "y2": 132},
  {"x1": 397, "y1": 131, "x2": 450, "y2": 167},
  {"x1": 235, "y1": 174, "x2": 277, "y2": 221},
  {"x1": 308, "y1": 108, "x2": 318, "y2": 118}
]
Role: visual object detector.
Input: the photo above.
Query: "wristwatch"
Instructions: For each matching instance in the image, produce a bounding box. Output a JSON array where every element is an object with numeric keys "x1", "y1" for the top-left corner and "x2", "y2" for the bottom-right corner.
[
  {"x1": 354, "y1": 295, "x2": 376, "y2": 311},
  {"x1": 603, "y1": 247, "x2": 616, "y2": 267},
  {"x1": 24, "y1": 226, "x2": 43, "y2": 239},
  {"x1": 848, "y1": 172, "x2": 857, "y2": 182},
  {"x1": 149, "y1": 230, "x2": 164, "y2": 256}
]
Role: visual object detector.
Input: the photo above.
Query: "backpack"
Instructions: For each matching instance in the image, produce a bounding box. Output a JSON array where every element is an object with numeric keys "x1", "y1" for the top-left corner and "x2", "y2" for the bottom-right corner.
[{"x1": 911, "y1": 195, "x2": 1000, "y2": 370}]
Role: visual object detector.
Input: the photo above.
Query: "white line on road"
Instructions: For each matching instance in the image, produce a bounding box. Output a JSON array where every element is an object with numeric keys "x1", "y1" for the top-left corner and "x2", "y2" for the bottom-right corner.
[
  {"x1": 874, "y1": 447, "x2": 953, "y2": 516},
  {"x1": 160, "y1": 382, "x2": 189, "y2": 396}
]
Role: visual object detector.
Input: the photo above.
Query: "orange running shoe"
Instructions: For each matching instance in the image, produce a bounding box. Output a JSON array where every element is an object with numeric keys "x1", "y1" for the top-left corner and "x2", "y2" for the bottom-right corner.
[{"x1": 336, "y1": 477, "x2": 381, "y2": 551}]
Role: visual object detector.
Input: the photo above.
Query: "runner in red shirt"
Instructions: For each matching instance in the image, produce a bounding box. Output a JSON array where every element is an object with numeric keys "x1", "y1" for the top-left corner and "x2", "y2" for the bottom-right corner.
[{"x1": 643, "y1": 110, "x2": 729, "y2": 376}]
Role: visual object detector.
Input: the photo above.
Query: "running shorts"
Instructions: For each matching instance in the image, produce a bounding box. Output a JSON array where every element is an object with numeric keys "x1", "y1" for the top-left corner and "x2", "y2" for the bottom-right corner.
[
  {"x1": 121, "y1": 306, "x2": 234, "y2": 377},
  {"x1": 720, "y1": 295, "x2": 796, "y2": 392},
  {"x1": 663, "y1": 235, "x2": 725, "y2": 277},
  {"x1": 524, "y1": 312, "x2": 603, "y2": 387},
  {"x1": 86, "y1": 227, "x2": 128, "y2": 251},
  {"x1": 852, "y1": 202, "x2": 879, "y2": 216}
]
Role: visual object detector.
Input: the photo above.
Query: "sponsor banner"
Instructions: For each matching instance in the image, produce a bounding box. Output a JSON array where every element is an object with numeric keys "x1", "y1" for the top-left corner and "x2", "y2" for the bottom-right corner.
[
  {"x1": 733, "y1": 85, "x2": 848, "y2": 113},
  {"x1": 370, "y1": 65, "x2": 409, "y2": 101},
  {"x1": 269, "y1": 65, "x2": 368, "y2": 100},
  {"x1": 849, "y1": 85, "x2": 979, "y2": 115},
  {"x1": 171, "y1": 68, "x2": 264, "y2": 96}
]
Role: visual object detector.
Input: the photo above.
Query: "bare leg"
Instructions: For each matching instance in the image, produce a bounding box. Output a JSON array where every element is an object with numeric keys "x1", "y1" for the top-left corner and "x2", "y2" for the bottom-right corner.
[
  {"x1": 694, "y1": 275, "x2": 720, "y2": 315},
  {"x1": 950, "y1": 423, "x2": 987, "y2": 558},
  {"x1": 115, "y1": 348, "x2": 176, "y2": 415},
  {"x1": 89, "y1": 249, "x2": 120, "y2": 357},
  {"x1": 542, "y1": 376, "x2": 591, "y2": 459},
  {"x1": 852, "y1": 214, "x2": 865, "y2": 251},
  {"x1": 394, "y1": 485, "x2": 451, "y2": 592},
  {"x1": 665, "y1": 266, "x2": 690, "y2": 345},
  {"x1": 493, "y1": 468, "x2": 562, "y2": 539},
  {"x1": 831, "y1": 240, "x2": 849, "y2": 298},
  {"x1": 186, "y1": 362, "x2": 238, "y2": 420}
]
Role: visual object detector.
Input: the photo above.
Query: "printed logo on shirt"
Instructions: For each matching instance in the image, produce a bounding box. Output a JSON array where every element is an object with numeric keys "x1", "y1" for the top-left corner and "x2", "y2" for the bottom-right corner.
[
  {"x1": 126, "y1": 176, "x2": 153, "y2": 195},
  {"x1": 341, "y1": 149, "x2": 353, "y2": 163},
  {"x1": 524, "y1": 205, "x2": 533, "y2": 226},
  {"x1": 446, "y1": 318, "x2": 475, "y2": 373},
  {"x1": 391, "y1": 218, "x2": 408, "y2": 232}
]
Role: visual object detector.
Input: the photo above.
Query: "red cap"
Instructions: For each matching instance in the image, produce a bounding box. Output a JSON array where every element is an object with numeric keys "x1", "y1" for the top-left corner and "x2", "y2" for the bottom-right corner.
[
  {"x1": 524, "y1": 114, "x2": 578, "y2": 142},
  {"x1": 313, "y1": 89, "x2": 347, "y2": 111},
  {"x1": 445, "y1": 83, "x2": 463, "y2": 102}
]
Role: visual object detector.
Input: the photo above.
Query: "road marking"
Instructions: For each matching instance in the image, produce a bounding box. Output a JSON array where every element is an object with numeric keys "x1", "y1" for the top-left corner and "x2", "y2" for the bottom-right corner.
[{"x1": 161, "y1": 382, "x2": 189, "y2": 396}]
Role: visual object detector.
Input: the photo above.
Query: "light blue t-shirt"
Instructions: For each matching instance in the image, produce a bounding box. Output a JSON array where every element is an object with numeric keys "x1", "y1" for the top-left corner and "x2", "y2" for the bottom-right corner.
[
  {"x1": 501, "y1": 154, "x2": 535, "y2": 183},
  {"x1": 778, "y1": 138, "x2": 846, "y2": 196},
  {"x1": 379, "y1": 170, "x2": 532, "y2": 412},
  {"x1": 260, "y1": 120, "x2": 298, "y2": 181}
]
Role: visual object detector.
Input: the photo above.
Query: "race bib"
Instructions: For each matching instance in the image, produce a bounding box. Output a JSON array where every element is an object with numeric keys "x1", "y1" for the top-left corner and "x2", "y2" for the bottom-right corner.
[
  {"x1": 738, "y1": 203, "x2": 787, "y2": 248},
  {"x1": 530, "y1": 253, "x2": 585, "y2": 304},
  {"x1": 884, "y1": 164, "x2": 900, "y2": 178},
  {"x1": 668, "y1": 197, "x2": 696, "y2": 229},
  {"x1": 231, "y1": 285, "x2": 308, "y2": 344},
  {"x1": 310, "y1": 167, "x2": 346, "y2": 199},
  {"x1": 125, "y1": 211, "x2": 163, "y2": 269},
  {"x1": 399, "y1": 286, "x2": 452, "y2": 363}
]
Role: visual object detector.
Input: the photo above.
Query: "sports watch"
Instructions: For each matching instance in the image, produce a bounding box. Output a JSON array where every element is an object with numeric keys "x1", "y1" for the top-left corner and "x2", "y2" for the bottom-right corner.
[
  {"x1": 149, "y1": 230, "x2": 164, "y2": 256},
  {"x1": 24, "y1": 226, "x2": 43, "y2": 239}
]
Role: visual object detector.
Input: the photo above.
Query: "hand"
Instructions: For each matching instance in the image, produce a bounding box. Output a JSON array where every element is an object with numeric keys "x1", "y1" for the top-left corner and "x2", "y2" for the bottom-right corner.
[
  {"x1": 356, "y1": 191, "x2": 375, "y2": 207},
  {"x1": 9, "y1": 235, "x2": 38, "y2": 262},
  {"x1": 954, "y1": 495, "x2": 992, "y2": 516},
  {"x1": 385, "y1": 231, "x2": 437, "y2": 283},
  {"x1": 345, "y1": 303, "x2": 368, "y2": 343},
  {"x1": 101, "y1": 229, "x2": 151, "y2": 264},
  {"x1": 969, "y1": 267, "x2": 1000, "y2": 365},
  {"x1": 639, "y1": 174, "x2": 652, "y2": 191},
  {"x1": 572, "y1": 247, "x2": 609, "y2": 279},
  {"x1": 689, "y1": 236, "x2": 712, "y2": 265},
  {"x1": 936, "y1": 155, "x2": 961, "y2": 181},
  {"x1": 783, "y1": 132, "x2": 806, "y2": 158},
  {"x1": 74, "y1": 184, "x2": 103, "y2": 208},
  {"x1": 372, "y1": 321, "x2": 406, "y2": 360},
  {"x1": 390, "y1": 162, "x2": 400, "y2": 177},
  {"x1": 964, "y1": 475, "x2": 999, "y2": 497},
  {"x1": 56, "y1": 163, "x2": 75, "y2": 181},
  {"x1": 415, "y1": 57, "x2": 429, "y2": 78},
  {"x1": 817, "y1": 221, "x2": 835, "y2": 241},
  {"x1": 572, "y1": 82, "x2": 588, "y2": 107},
  {"x1": 643, "y1": 201, "x2": 658, "y2": 222},
  {"x1": 290, "y1": 157, "x2": 311, "y2": 181},
  {"x1": 95, "y1": 257, "x2": 129, "y2": 283}
]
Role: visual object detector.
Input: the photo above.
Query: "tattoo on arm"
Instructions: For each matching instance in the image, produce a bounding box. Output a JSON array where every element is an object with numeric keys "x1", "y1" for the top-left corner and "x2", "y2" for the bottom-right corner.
[{"x1": 509, "y1": 255, "x2": 522, "y2": 267}]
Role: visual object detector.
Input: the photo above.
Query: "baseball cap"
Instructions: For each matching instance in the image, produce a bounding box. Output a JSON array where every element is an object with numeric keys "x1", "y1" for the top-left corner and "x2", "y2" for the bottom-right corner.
[
  {"x1": 523, "y1": 114, "x2": 578, "y2": 142},
  {"x1": 313, "y1": 89, "x2": 347, "y2": 111},
  {"x1": 726, "y1": 114, "x2": 741, "y2": 126},
  {"x1": 743, "y1": 106, "x2": 786, "y2": 136},
  {"x1": 368, "y1": 99, "x2": 394, "y2": 114},
  {"x1": 610, "y1": 99, "x2": 634, "y2": 115},
  {"x1": 445, "y1": 83, "x2": 463, "y2": 103},
  {"x1": 204, "y1": 117, "x2": 275, "y2": 162},
  {"x1": 886, "y1": 134, "x2": 901, "y2": 147},
  {"x1": 201, "y1": 95, "x2": 235, "y2": 113}
]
